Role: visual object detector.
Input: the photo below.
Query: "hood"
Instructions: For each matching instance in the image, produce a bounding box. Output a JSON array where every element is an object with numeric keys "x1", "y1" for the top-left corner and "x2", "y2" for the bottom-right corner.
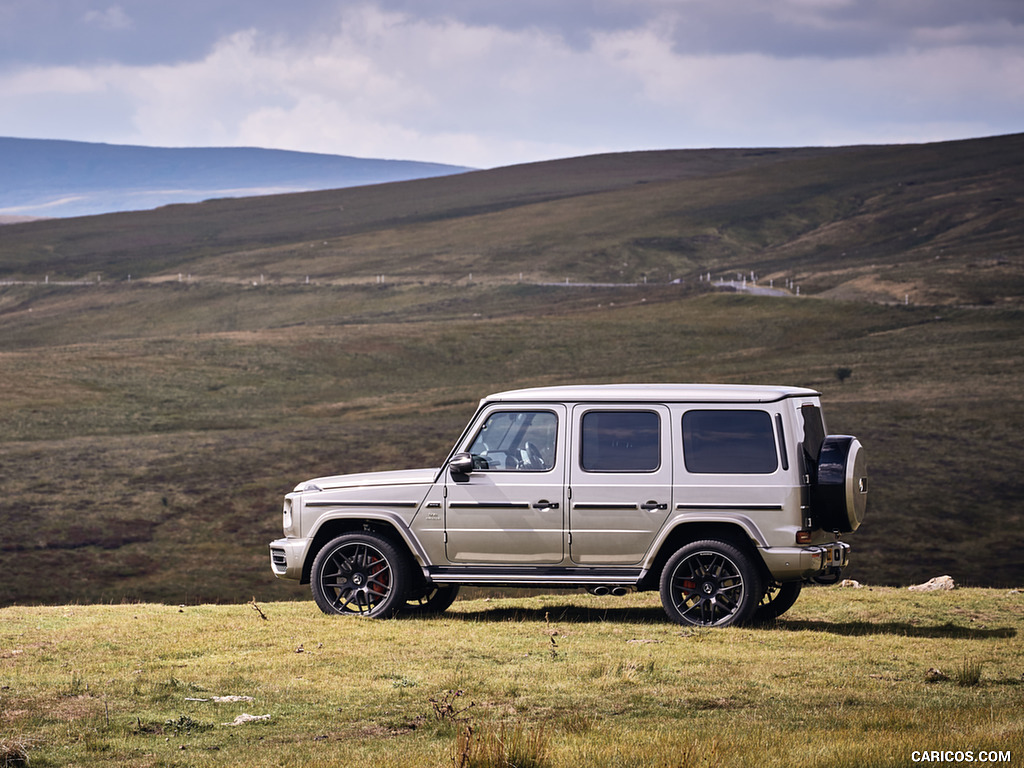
[{"x1": 294, "y1": 467, "x2": 439, "y2": 493}]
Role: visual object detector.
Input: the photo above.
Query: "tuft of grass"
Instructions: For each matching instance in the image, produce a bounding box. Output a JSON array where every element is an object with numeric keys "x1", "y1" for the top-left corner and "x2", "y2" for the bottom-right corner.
[
  {"x1": 163, "y1": 713, "x2": 213, "y2": 735},
  {"x1": 956, "y1": 657, "x2": 984, "y2": 687},
  {"x1": 0, "y1": 738, "x2": 31, "y2": 767},
  {"x1": 453, "y1": 723, "x2": 551, "y2": 768}
]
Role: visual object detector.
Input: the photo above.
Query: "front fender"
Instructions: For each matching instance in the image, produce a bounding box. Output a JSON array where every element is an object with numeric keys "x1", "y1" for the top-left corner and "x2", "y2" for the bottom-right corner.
[{"x1": 303, "y1": 508, "x2": 432, "y2": 581}]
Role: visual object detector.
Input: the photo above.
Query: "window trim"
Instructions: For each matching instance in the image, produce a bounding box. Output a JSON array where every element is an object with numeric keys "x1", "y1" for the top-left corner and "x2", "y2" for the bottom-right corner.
[
  {"x1": 775, "y1": 413, "x2": 790, "y2": 471},
  {"x1": 465, "y1": 408, "x2": 560, "y2": 473},
  {"x1": 578, "y1": 408, "x2": 663, "y2": 474},
  {"x1": 681, "y1": 408, "x2": 780, "y2": 475}
]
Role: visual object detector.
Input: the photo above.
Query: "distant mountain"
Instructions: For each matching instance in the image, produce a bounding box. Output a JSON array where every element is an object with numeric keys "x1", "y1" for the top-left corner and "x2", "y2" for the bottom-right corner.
[{"x1": 0, "y1": 137, "x2": 473, "y2": 219}]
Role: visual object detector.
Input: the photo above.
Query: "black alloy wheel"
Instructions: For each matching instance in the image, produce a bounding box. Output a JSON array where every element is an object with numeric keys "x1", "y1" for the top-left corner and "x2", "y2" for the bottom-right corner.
[
  {"x1": 403, "y1": 584, "x2": 461, "y2": 616},
  {"x1": 660, "y1": 539, "x2": 762, "y2": 627},
  {"x1": 753, "y1": 581, "x2": 803, "y2": 623},
  {"x1": 311, "y1": 532, "x2": 410, "y2": 617}
]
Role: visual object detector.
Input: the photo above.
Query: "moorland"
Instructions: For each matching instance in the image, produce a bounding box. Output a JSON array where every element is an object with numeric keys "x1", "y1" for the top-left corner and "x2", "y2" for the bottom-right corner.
[{"x1": 0, "y1": 133, "x2": 1022, "y2": 608}]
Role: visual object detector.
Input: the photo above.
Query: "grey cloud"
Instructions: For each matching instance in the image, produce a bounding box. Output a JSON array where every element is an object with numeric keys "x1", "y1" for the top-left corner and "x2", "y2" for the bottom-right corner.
[
  {"x1": 3, "y1": 0, "x2": 1022, "y2": 70},
  {"x1": 375, "y1": 0, "x2": 1024, "y2": 58},
  {"x1": 0, "y1": 0, "x2": 337, "y2": 67}
]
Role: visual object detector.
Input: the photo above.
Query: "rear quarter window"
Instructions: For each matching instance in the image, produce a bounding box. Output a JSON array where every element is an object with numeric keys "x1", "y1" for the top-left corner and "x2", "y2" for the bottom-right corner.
[{"x1": 682, "y1": 410, "x2": 779, "y2": 474}]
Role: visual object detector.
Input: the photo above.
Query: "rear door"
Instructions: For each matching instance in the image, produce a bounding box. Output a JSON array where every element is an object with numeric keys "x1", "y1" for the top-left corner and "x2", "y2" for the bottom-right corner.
[{"x1": 568, "y1": 404, "x2": 672, "y2": 564}]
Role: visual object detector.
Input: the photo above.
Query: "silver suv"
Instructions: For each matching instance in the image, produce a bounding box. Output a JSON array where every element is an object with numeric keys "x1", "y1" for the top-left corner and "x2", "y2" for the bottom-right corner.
[{"x1": 269, "y1": 384, "x2": 866, "y2": 626}]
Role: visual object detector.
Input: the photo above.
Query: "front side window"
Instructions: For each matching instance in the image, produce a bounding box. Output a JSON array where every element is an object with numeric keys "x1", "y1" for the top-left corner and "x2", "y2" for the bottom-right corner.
[
  {"x1": 467, "y1": 410, "x2": 557, "y2": 471},
  {"x1": 682, "y1": 410, "x2": 778, "y2": 474},
  {"x1": 581, "y1": 411, "x2": 660, "y2": 472}
]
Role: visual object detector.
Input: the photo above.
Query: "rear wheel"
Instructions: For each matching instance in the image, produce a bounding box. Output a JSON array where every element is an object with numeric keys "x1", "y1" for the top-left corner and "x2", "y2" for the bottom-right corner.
[
  {"x1": 660, "y1": 540, "x2": 762, "y2": 627},
  {"x1": 311, "y1": 532, "x2": 411, "y2": 617},
  {"x1": 754, "y1": 581, "x2": 802, "y2": 623}
]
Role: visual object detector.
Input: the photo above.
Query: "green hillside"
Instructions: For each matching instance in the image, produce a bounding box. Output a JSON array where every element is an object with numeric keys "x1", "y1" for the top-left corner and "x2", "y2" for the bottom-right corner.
[{"x1": 0, "y1": 134, "x2": 1022, "y2": 606}]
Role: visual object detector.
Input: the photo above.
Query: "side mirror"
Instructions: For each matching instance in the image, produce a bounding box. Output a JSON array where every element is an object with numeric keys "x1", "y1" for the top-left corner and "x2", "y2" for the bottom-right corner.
[{"x1": 449, "y1": 452, "x2": 474, "y2": 476}]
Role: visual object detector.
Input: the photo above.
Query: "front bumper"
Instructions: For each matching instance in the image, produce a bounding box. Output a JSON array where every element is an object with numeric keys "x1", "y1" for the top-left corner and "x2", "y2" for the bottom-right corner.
[
  {"x1": 759, "y1": 541, "x2": 850, "y2": 582},
  {"x1": 269, "y1": 537, "x2": 308, "y2": 581}
]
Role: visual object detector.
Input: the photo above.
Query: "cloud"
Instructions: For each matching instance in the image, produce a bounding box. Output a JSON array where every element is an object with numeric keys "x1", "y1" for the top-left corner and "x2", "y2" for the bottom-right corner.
[
  {"x1": 23, "y1": 7, "x2": 617, "y2": 165},
  {"x1": 83, "y1": 5, "x2": 133, "y2": 31},
  {"x1": 372, "y1": 0, "x2": 1024, "y2": 58},
  {"x1": 0, "y1": 1, "x2": 1021, "y2": 167},
  {"x1": 574, "y1": 19, "x2": 1024, "y2": 148}
]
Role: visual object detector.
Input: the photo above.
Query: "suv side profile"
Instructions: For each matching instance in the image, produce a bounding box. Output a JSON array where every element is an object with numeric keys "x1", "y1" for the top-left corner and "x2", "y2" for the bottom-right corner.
[{"x1": 269, "y1": 384, "x2": 867, "y2": 627}]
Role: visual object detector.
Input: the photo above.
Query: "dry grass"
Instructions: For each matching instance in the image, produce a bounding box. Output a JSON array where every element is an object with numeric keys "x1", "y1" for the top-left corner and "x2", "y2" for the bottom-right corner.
[
  {"x1": 0, "y1": 588, "x2": 1021, "y2": 767},
  {"x1": 0, "y1": 737, "x2": 31, "y2": 767}
]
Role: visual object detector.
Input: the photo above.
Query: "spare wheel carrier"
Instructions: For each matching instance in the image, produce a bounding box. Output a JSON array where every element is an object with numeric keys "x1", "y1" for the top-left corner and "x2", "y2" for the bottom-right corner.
[{"x1": 812, "y1": 435, "x2": 867, "y2": 533}]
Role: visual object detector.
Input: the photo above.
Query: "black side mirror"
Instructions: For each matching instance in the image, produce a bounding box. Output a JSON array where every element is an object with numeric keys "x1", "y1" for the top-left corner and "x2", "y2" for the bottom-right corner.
[{"x1": 449, "y1": 452, "x2": 474, "y2": 477}]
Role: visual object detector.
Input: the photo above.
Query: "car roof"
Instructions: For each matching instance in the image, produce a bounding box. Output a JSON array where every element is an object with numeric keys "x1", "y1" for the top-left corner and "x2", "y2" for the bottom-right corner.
[{"x1": 483, "y1": 383, "x2": 820, "y2": 404}]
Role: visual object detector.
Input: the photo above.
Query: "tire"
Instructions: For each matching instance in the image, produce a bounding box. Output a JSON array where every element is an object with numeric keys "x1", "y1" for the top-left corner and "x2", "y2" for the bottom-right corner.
[
  {"x1": 310, "y1": 532, "x2": 411, "y2": 618},
  {"x1": 659, "y1": 540, "x2": 763, "y2": 627},
  {"x1": 812, "y1": 435, "x2": 867, "y2": 533},
  {"x1": 403, "y1": 584, "x2": 460, "y2": 616},
  {"x1": 753, "y1": 581, "x2": 802, "y2": 623}
]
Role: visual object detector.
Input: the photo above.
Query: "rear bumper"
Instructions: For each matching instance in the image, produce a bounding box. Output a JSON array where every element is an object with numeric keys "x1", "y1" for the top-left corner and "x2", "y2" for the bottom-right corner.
[
  {"x1": 759, "y1": 541, "x2": 850, "y2": 581},
  {"x1": 269, "y1": 538, "x2": 307, "y2": 581}
]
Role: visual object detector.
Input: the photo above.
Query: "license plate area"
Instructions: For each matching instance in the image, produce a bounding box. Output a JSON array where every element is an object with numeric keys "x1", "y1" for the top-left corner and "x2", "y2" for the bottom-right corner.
[{"x1": 823, "y1": 544, "x2": 849, "y2": 568}]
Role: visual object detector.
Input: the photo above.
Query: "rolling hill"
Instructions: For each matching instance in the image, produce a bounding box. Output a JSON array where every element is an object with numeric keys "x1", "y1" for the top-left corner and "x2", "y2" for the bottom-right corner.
[
  {"x1": 2, "y1": 134, "x2": 1021, "y2": 305},
  {"x1": 0, "y1": 136, "x2": 472, "y2": 218},
  {"x1": 0, "y1": 134, "x2": 1021, "y2": 606}
]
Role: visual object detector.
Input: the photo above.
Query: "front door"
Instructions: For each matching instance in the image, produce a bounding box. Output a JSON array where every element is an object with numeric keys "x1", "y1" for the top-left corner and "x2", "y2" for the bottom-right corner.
[{"x1": 445, "y1": 405, "x2": 566, "y2": 564}]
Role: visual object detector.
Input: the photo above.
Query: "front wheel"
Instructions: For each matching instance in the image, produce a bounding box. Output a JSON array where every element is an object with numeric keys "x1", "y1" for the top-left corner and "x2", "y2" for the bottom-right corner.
[
  {"x1": 659, "y1": 540, "x2": 763, "y2": 627},
  {"x1": 310, "y1": 532, "x2": 411, "y2": 618},
  {"x1": 403, "y1": 584, "x2": 460, "y2": 616}
]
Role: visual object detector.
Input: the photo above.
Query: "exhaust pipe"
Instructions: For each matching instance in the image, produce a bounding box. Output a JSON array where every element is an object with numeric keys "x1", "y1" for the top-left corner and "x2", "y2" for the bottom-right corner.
[{"x1": 589, "y1": 586, "x2": 631, "y2": 596}]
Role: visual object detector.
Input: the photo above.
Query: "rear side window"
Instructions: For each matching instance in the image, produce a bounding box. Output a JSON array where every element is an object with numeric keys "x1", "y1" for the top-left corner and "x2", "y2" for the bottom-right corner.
[
  {"x1": 801, "y1": 404, "x2": 826, "y2": 463},
  {"x1": 581, "y1": 411, "x2": 660, "y2": 472},
  {"x1": 682, "y1": 410, "x2": 778, "y2": 474}
]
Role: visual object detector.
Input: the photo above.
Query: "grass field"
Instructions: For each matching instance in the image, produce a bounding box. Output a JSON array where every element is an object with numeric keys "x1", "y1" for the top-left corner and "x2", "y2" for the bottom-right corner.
[{"x1": 1, "y1": 588, "x2": 1021, "y2": 767}]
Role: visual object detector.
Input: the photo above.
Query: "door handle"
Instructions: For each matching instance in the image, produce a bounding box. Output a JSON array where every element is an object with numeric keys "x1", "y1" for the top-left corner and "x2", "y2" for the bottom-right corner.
[
  {"x1": 640, "y1": 501, "x2": 668, "y2": 511},
  {"x1": 533, "y1": 500, "x2": 560, "y2": 510}
]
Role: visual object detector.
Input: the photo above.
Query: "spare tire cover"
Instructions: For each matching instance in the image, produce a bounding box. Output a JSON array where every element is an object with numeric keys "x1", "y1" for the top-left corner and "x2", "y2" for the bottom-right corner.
[{"x1": 812, "y1": 435, "x2": 867, "y2": 532}]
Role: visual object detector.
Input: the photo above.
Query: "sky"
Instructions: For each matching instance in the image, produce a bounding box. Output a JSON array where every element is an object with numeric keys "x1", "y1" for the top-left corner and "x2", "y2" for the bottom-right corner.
[{"x1": 1, "y1": 0, "x2": 1022, "y2": 169}]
